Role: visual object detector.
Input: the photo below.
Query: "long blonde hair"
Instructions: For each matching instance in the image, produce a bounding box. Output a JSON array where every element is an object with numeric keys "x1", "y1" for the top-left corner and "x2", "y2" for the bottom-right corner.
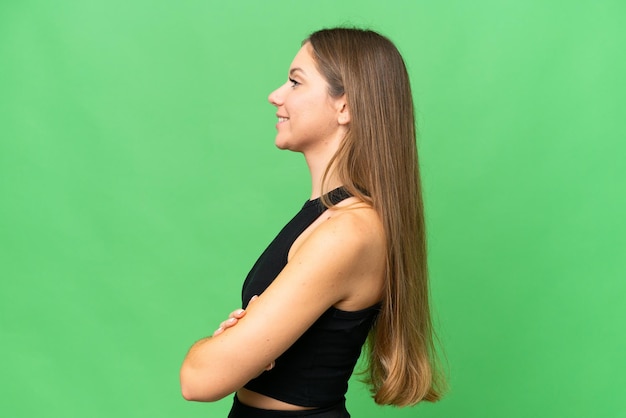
[{"x1": 308, "y1": 28, "x2": 444, "y2": 406}]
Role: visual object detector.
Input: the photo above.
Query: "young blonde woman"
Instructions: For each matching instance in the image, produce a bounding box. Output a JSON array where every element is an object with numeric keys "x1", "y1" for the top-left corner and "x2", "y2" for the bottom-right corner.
[{"x1": 180, "y1": 28, "x2": 444, "y2": 418}]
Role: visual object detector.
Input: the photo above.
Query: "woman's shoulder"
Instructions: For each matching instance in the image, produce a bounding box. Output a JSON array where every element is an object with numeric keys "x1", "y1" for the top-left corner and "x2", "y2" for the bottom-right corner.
[
  {"x1": 330, "y1": 197, "x2": 383, "y2": 235},
  {"x1": 312, "y1": 198, "x2": 385, "y2": 309},
  {"x1": 288, "y1": 196, "x2": 384, "y2": 264},
  {"x1": 308, "y1": 197, "x2": 386, "y2": 259}
]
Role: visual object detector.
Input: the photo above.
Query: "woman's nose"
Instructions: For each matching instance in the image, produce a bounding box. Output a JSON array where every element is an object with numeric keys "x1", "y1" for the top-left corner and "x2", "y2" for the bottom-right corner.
[{"x1": 268, "y1": 85, "x2": 284, "y2": 106}]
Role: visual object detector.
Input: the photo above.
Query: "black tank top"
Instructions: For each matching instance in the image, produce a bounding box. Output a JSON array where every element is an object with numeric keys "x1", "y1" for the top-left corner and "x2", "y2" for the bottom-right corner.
[{"x1": 241, "y1": 188, "x2": 380, "y2": 407}]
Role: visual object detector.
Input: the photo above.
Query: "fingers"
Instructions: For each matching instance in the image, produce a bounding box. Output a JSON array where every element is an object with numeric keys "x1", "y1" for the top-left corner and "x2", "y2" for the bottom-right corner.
[
  {"x1": 220, "y1": 317, "x2": 238, "y2": 329},
  {"x1": 265, "y1": 361, "x2": 275, "y2": 371},
  {"x1": 213, "y1": 317, "x2": 236, "y2": 336},
  {"x1": 212, "y1": 296, "x2": 259, "y2": 337},
  {"x1": 229, "y1": 308, "x2": 246, "y2": 320}
]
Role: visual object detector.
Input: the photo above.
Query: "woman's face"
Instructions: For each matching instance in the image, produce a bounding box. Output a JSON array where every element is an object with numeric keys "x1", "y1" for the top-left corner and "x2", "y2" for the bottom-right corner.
[{"x1": 268, "y1": 43, "x2": 348, "y2": 153}]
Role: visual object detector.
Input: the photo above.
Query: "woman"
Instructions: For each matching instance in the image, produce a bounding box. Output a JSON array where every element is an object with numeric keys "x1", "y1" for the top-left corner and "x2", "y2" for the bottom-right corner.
[{"x1": 180, "y1": 28, "x2": 444, "y2": 417}]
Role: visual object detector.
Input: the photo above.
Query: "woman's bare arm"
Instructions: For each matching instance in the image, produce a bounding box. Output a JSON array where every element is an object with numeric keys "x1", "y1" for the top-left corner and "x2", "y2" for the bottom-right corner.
[{"x1": 179, "y1": 209, "x2": 384, "y2": 402}]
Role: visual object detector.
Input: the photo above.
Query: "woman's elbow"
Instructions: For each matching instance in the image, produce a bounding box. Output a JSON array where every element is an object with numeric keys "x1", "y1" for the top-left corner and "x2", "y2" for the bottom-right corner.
[
  {"x1": 179, "y1": 366, "x2": 228, "y2": 402},
  {"x1": 180, "y1": 384, "x2": 218, "y2": 402},
  {"x1": 180, "y1": 387, "x2": 222, "y2": 402}
]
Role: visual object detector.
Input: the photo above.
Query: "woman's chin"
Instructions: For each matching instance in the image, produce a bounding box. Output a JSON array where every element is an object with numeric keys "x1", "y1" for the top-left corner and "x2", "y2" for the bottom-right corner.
[{"x1": 274, "y1": 138, "x2": 291, "y2": 151}]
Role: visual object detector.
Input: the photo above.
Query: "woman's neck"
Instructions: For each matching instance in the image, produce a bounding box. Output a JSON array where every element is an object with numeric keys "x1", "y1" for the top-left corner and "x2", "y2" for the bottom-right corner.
[{"x1": 304, "y1": 152, "x2": 342, "y2": 200}]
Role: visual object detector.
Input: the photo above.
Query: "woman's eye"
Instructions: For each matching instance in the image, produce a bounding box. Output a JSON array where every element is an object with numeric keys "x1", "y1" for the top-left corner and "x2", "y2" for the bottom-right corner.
[{"x1": 289, "y1": 77, "x2": 300, "y2": 88}]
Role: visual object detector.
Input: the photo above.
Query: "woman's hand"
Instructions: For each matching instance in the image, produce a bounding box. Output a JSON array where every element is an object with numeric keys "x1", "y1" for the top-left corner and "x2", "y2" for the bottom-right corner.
[
  {"x1": 211, "y1": 296, "x2": 275, "y2": 371},
  {"x1": 213, "y1": 295, "x2": 258, "y2": 336},
  {"x1": 212, "y1": 307, "x2": 247, "y2": 337}
]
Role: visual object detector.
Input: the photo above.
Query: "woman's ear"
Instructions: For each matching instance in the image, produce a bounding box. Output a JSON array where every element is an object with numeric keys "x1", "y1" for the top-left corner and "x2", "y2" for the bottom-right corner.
[{"x1": 337, "y1": 99, "x2": 350, "y2": 125}]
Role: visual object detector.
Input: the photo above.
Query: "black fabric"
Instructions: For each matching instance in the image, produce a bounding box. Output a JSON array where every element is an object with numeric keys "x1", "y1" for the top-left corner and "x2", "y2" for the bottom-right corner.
[
  {"x1": 240, "y1": 188, "x2": 380, "y2": 408},
  {"x1": 241, "y1": 187, "x2": 351, "y2": 306},
  {"x1": 228, "y1": 395, "x2": 350, "y2": 418}
]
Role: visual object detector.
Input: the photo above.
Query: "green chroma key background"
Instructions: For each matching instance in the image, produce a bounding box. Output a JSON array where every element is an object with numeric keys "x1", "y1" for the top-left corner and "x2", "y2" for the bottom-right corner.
[{"x1": 1, "y1": 1, "x2": 624, "y2": 417}]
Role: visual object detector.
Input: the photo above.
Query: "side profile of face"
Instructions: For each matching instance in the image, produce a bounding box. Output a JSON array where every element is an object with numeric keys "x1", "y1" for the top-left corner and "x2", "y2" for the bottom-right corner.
[{"x1": 268, "y1": 42, "x2": 349, "y2": 154}]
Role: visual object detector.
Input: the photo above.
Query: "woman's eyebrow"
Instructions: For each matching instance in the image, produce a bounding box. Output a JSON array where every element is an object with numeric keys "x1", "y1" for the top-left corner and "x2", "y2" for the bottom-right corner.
[{"x1": 289, "y1": 67, "x2": 306, "y2": 76}]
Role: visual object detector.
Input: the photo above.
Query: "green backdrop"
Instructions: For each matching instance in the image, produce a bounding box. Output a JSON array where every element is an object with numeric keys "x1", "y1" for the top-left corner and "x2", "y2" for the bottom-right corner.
[{"x1": 1, "y1": 1, "x2": 624, "y2": 417}]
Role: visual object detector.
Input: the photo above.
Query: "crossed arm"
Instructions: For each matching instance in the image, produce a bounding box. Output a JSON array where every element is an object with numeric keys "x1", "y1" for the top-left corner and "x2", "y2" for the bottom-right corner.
[{"x1": 179, "y1": 210, "x2": 384, "y2": 401}]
